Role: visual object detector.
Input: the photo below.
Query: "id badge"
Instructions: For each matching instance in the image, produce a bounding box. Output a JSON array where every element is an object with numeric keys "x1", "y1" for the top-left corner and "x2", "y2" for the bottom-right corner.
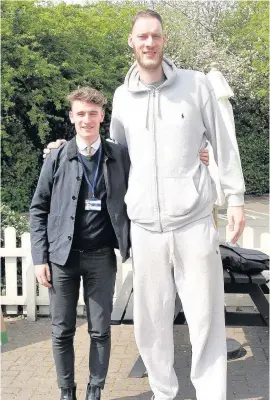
[{"x1": 85, "y1": 198, "x2": 101, "y2": 211}]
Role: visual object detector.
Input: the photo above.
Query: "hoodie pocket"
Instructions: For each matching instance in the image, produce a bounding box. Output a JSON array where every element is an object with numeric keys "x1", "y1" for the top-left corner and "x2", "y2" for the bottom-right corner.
[{"x1": 163, "y1": 177, "x2": 199, "y2": 217}]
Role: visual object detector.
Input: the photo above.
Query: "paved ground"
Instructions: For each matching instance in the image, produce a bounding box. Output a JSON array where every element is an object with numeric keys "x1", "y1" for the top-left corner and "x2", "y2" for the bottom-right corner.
[{"x1": 1, "y1": 318, "x2": 269, "y2": 400}]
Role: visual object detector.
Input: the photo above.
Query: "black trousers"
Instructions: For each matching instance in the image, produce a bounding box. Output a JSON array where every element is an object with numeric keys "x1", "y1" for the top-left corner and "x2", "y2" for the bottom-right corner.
[{"x1": 49, "y1": 247, "x2": 117, "y2": 389}]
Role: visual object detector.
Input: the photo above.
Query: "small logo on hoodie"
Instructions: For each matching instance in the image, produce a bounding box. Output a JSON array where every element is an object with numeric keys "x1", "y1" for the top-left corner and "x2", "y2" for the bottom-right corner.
[{"x1": 181, "y1": 113, "x2": 184, "y2": 119}]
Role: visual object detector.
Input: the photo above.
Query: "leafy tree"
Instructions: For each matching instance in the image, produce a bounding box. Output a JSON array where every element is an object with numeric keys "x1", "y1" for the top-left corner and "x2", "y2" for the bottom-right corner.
[
  {"x1": 219, "y1": 1, "x2": 269, "y2": 194},
  {"x1": 219, "y1": 1, "x2": 269, "y2": 100},
  {"x1": 1, "y1": 0, "x2": 137, "y2": 211},
  {"x1": 158, "y1": 0, "x2": 269, "y2": 194}
]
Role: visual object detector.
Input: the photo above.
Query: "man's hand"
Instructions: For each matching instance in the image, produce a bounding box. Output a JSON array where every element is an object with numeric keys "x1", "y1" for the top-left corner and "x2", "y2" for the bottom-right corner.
[
  {"x1": 35, "y1": 264, "x2": 52, "y2": 288},
  {"x1": 227, "y1": 206, "x2": 246, "y2": 244},
  {"x1": 199, "y1": 149, "x2": 209, "y2": 166},
  {"x1": 43, "y1": 139, "x2": 67, "y2": 158}
]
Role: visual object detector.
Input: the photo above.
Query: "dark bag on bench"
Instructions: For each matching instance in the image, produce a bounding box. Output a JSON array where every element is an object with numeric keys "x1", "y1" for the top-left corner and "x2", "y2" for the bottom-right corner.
[{"x1": 220, "y1": 243, "x2": 269, "y2": 274}]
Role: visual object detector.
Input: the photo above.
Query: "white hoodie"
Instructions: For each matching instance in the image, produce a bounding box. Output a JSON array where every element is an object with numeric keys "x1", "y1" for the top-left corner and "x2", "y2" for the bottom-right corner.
[{"x1": 110, "y1": 57, "x2": 245, "y2": 232}]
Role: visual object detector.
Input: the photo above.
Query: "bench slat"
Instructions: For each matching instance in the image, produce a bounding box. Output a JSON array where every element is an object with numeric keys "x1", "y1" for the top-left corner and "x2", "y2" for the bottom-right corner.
[
  {"x1": 225, "y1": 311, "x2": 267, "y2": 327},
  {"x1": 229, "y1": 271, "x2": 250, "y2": 284},
  {"x1": 111, "y1": 271, "x2": 133, "y2": 325},
  {"x1": 248, "y1": 273, "x2": 266, "y2": 285}
]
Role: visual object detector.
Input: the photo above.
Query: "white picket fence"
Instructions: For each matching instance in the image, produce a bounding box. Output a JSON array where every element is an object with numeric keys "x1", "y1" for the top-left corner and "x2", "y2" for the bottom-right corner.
[
  {"x1": 0, "y1": 227, "x2": 133, "y2": 321},
  {"x1": 0, "y1": 226, "x2": 269, "y2": 321}
]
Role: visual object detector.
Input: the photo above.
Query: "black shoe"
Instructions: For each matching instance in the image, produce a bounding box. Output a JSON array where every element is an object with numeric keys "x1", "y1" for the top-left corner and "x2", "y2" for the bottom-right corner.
[
  {"x1": 60, "y1": 386, "x2": 77, "y2": 400},
  {"x1": 85, "y1": 384, "x2": 101, "y2": 400}
]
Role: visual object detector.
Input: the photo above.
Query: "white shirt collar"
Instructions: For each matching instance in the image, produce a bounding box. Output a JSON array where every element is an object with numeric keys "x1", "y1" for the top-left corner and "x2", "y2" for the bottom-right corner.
[{"x1": 76, "y1": 135, "x2": 101, "y2": 154}]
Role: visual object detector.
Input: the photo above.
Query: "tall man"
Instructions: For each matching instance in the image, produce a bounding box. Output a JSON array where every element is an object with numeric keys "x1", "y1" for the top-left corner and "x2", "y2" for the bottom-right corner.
[
  {"x1": 110, "y1": 10, "x2": 245, "y2": 400},
  {"x1": 44, "y1": 9, "x2": 245, "y2": 400},
  {"x1": 30, "y1": 87, "x2": 130, "y2": 400}
]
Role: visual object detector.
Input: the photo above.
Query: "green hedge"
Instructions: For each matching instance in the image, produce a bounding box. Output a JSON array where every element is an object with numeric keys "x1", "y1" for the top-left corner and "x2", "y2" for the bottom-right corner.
[
  {"x1": 233, "y1": 97, "x2": 269, "y2": 194},
  {"x1": 237, "y1": 133, "x2": 269, "y2": 195}
]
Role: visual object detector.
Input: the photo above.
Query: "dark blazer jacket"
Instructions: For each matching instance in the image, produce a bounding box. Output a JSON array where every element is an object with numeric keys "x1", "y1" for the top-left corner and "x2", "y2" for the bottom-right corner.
[{"x1": 30, "y1": 136, "x2": 131, "y2": 266}]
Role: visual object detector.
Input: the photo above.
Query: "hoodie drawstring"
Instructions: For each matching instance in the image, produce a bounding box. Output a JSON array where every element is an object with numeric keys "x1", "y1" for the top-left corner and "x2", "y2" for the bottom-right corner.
[
  {"x1": 156, "y1": 90, "x2": 161, "y2": 119},
  {"x1": 146, "y1": 91, "x2": 151, "y2": 129}
]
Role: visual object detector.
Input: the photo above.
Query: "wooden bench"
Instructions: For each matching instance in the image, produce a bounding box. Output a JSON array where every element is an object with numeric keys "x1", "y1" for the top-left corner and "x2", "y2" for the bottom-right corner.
[{"x1": 111, "y1": 268, "x2": 269, "y2": 378}]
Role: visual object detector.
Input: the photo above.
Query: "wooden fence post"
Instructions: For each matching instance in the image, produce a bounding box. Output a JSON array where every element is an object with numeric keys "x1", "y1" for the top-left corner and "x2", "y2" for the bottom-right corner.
[
  {"x1": 5, "y1": 228, "x2": 18, "y2": 315},
  {"x1": 21, "y1": 232, "x2": 37, "y2": 321},
  {"x1": 26, "y1": 256, "x2": 37, "y2": 321}
]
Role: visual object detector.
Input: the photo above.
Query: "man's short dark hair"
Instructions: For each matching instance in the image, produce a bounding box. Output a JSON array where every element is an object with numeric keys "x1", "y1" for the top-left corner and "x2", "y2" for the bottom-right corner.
[
  {"x1": 67, "y1": 87, "x2": 107, "y2": 108},
  {"x1": 131, "y1": 9, "x2": 163, "y2": 31}
]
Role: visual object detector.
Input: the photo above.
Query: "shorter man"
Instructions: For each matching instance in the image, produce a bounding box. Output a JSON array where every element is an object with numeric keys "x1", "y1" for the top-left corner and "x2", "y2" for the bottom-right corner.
[{"x1": 30, "y1": 87, "x2": 130, "y2": 400}]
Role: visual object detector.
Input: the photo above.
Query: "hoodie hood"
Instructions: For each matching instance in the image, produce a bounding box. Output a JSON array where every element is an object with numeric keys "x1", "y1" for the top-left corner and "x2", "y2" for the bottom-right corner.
[
  {"x1": 124, "y1": 56, "x2": 178, "y2": 93},
  {"x1": 124, "y1": 57, "x2": 178, "y2": 128}
]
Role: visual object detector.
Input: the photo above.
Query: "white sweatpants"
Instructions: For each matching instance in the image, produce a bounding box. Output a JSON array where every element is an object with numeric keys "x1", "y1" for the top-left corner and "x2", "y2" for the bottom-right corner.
[{"x1": 131, "y1": 215, "x2": 227, "y2": 400}]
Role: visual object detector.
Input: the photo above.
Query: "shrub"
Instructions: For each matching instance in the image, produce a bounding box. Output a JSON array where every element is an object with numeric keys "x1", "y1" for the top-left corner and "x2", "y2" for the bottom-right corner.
[{"x1": 1, "y1": 204, "x2": 29, "y2": 245}]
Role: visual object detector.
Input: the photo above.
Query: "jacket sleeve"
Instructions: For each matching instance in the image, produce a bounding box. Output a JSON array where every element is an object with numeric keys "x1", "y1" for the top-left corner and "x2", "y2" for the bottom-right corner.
[
  {"x1": 121, "y1": 146, "x2": 131, "y2": 188},
  {"x1": 110, "y1": 89, "x2": 128, "y2": 148},
  {"x1": 201, "y1": 81, "x2": 245, "y2": 207},
  {"x1": 29, "y1": 153, "x2": 55, "y2": 265}
]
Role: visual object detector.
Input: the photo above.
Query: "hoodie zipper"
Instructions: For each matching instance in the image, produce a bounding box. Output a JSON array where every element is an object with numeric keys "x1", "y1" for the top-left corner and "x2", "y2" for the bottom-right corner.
[{"x1": 152, "y1": 89, "x2": 163, "y2": 232}]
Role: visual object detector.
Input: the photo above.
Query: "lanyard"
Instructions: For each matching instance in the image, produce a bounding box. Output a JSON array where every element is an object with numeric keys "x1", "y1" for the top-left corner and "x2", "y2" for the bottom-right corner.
[{"x1": 78, "y1": 145, "x2": 102, "y2": 198}]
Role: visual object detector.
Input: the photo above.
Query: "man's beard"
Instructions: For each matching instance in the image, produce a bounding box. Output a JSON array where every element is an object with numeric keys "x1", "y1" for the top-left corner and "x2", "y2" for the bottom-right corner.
[{"x1": 134, "y1": 47, "x2": 163, "y2": 70}]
